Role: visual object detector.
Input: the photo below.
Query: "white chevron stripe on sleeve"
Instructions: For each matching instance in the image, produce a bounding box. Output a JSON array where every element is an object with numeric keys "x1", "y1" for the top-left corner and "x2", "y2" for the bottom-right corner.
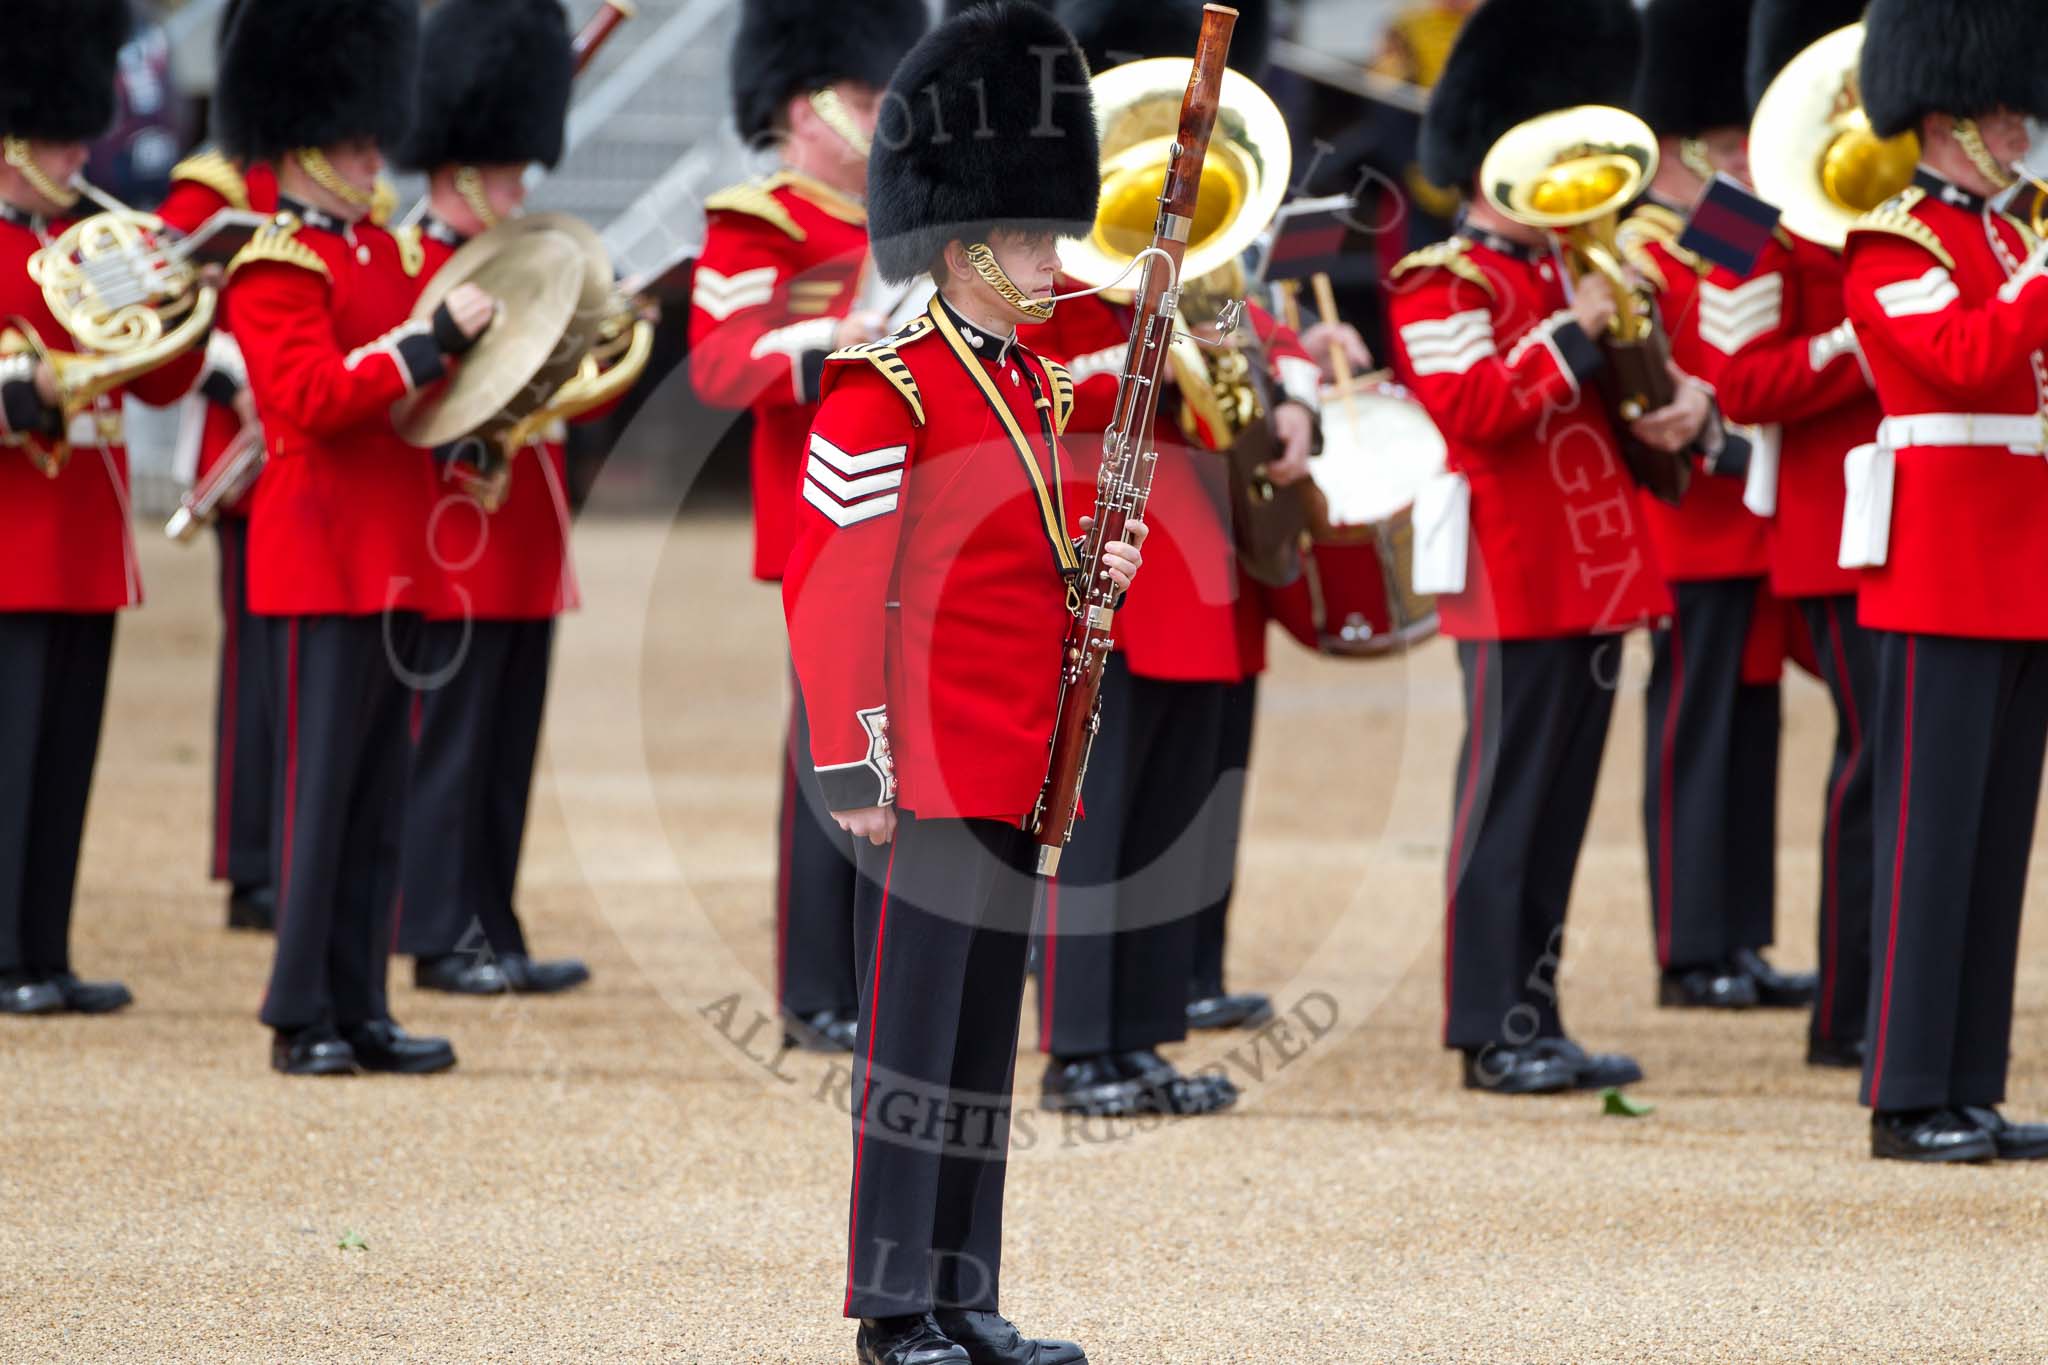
[
  {"x1": 1403, "y1": 326, "x2": 1496, "y2": 378},
  {"x1": 809, "y1": 433, "x2": 907, "y2": 476},
  {"x1": 806, "y1": 457, "x2": 904, "y2": 502},
  {"x1": 1874, "y1": 268, "x2": 1959, "y2": 319},
  {"x1": 693, "y1": 265, "x2": 779, "y2": 321},
  {"x1": 803, "y1": 478, "x2": 899, "y2": 527},
  {"x1": 1699, "y1": 273, "x2": 1784, "y2": 354}
]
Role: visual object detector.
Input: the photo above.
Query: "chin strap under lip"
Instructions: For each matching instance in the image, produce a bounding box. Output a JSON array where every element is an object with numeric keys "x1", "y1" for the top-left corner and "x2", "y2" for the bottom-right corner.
[
  {"x1": 809, "y1": 89, "x2": 872, "y2": 161},
  {"x1": 1957, "y1": 118, "x2": 2021, "y2": 193},
  {"x1": 454, "y1": 166, "x2": 502, "y2": 231},
  {"x1": 2, "y1": 137, "x2": 79, "y2": 212},
  {"x1": 295, "y1": 147, "x2": 377, "y2": 212}
]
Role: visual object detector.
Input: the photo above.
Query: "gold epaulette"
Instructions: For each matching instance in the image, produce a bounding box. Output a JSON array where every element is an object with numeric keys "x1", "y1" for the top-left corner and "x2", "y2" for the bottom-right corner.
[
  {"x1": 704, "y1": 181, "x2": 806, "y2": 243},
  {"x1": 392, "y1": 224, "x2": 426, "y2": 279},
  {"x1": 369, "y1": 177, "x2": 398, "y2": 227},
  {"x1": 1389, "y1": 239, "x2": 1496, "y2": 298},
  {"x1": 830, "y1": 315, "x2": 936, "y2": 425},
  {"x1": 1848, "y1": 188, "x2": 1956, "y2": 270},
  {"x1": 1042, "y1": 358, "x2": 1075, "y2": 436},
  {"x1": 227, "y1": 215, "x2": 329, "y2": 281},
  {"x1": 169, "y1": 150, "x2": 248, "y2": 210},
  {"x1": 1619, "y1": 203, "x2": 1702, "y2": 284}
]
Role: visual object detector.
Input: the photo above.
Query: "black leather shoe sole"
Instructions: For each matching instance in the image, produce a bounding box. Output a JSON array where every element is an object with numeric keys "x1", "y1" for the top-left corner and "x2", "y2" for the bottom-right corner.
[
  {"x1": 504, "y1": 959, "x2": 591, "y2": 994},
  {"x1": 1806, "y1": 1037, "x2": 1865, "y2": 1069},
  {"x1": 1040, "y1": 1076, "x2": 1146, "y2": 1116},
  {"x1": 414, "y1": 958, "x2": 509, "y2": 995},
  {"x1": 1462, "y1": 1052, "x2": 1575, "y2": 1095},
  {"x1": 1871, "y1": 1124, "x2": 1995, "y2": 1164},
  {"x1": 270, "y1": 1040, "x2": 358, "y2": 1077},
  {"x1": 352, "y1": 1042, "x2": 458, "y2": 1075},
  {"x1": 58, "y1": 981, "x2": 134, "y2": 1015},
  {"x1": 1185, "y1": 992, "x2": 1275, "y2": 1031},
  {"x1": 1657, "y1": 974, "x2": 1759, "y2": 1010}
]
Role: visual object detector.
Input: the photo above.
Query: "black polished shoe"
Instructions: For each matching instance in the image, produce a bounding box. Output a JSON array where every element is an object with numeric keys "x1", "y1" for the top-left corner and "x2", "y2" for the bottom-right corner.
[
  {"x1": 1733, "y1": 947, "x2": 1817, "y2": 1008},
  {"x1": 934, "y1": 1310, "x2": 1087, "y2": 1365},
  {"x1": 47, "y1": 974, "x2": 133, "y2": 1015},
  {"x1": 1806, "y1": 1035, "x2": 1865, "y2": 1070},
  {"x1": 270, "y1": 1027, "x2": 358, "y2": 1076},
  {"x1": 226, "y1": 885, "x2": 274, "y2": 932},
  {"x1": 1039, "y1": 1055, "x2": 1145, "y2": 1116},
  {"x1": 1533, "y1": 1036, "x2": 1644, "y2": 1089},
  {"x1": 783, "y1": 1008, "x2": 859, "y2": 1053},
  {"x1": 413, "y1": 954, "x2": 509, "y2": 995},
  {"x1": 1871, "y1": 1108, "x2": 1994, "y2": 1164},
  {"x1": 343, "y1": 1020, "x2": 457, "y2": 1074},
  {"x1": 1115, "y1": 1049, "x2": 1238, "y2": 1116},
  {"x1": 1185, "y1": 991, "x2": 1274, "y2": 1031},
  {"x1": 856, "y1": 1314, "x2": 971, "y2": 1365},
  {"x1": 0, "y1": 976, "x2": 65, "y2": 1015},
  {"x1": 499, "y1": 954, "x2": 591, "y2": 994},
  {"x1": 1658, "y1": 965, "x2": 1759, "y2": 1010},
  {"x1": 1461, "y1": 1046, "x2": 1576, "y2": 1095},
  {"x1": 1962, "y1": 1107, "x2": 2048, "y2": 1161}
]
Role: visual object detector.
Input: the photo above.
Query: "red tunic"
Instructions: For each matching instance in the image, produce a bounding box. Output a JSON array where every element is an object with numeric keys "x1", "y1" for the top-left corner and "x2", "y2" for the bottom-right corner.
[
  {"x1": 784, "y1": 297, "x2": 1081, "y2": 821},
  {"x1": 689, "y1": 171, "x2": 871, "y2": 582},
  {"x1": 1843, "y1": 182, "x2": 2048, "y2": 640},
  {"x1": 417, "y1": 226, "x2": 578, "y2": 622},
  {"x1": 225, "y1": 210, "x2": 449, "y2": 618},
  {"x1": 1387, "y1": 234, "x2": 1670, "y2": 639},
  {"x1": 155, "y1": 153, "x2": 279, "y2": 519},
  {"x1": 1702, "y1": 230, "x2": 1878, "y2": 600},
  {"x1": 0, "y1": 212, "x2": 203, "y2": 612},
  {"x1": 1632, "y1": 232, "x2": 1772, "y2": 582}
]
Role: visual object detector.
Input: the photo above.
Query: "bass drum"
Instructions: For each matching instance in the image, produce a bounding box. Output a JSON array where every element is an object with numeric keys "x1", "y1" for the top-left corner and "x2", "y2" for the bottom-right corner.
[{"x1": 1266, "y1": 382, "x2": 1447, "y2": 658}]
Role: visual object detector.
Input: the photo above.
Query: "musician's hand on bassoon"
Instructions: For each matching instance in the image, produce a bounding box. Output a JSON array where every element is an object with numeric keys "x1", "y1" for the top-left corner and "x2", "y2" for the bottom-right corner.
[
  {"x1": 835, "y1": 310, "x2": 886, "y2": 350},
  {"x1": 1299, "y1": 321, "x2": 1372, "y2": 380},
  {"x1": 1267, "y1": 402, "x2": 1315, "y2": 486},
  {"x1": 1570, "y1": 272, "x2": 1618, "y2": 340},
  {"x1": 1081, "y1": 515, "x2": 1147, "y2": 592},
  {"x1": 1628, "y1": 362, "x2": 1713, "y2": 454},
  {"x1": 834, "y1": 805, "x2": 897, "y2": 846}
]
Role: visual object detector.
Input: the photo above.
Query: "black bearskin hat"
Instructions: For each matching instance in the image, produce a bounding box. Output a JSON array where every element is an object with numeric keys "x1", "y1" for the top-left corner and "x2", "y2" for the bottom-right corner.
[
  {"x1": 217, "y1": 0, "x2": 420, "y2": 162},
  {"x1": 1420, "y1": 0, "x2": 1641, "y2": 190},
  {"x1": 1747, "y1": 0, "x2": 1867, "y2": 110},
  {"x1": 868, "y1": 2, "x2": 1100, "y2": 284},
  {"x1": 730, "y1": 0, "x2": 929, "y2": 144},
  {"x1": 399, "y1": 0, "x2": 574, "y2": 172},
  {"x1": 1861, "y1": 0, "x2": 2048, "y2": 139},
  {"x1": 1058, "y1": 0, "x2": 1272, "y2": 79},
  {"x1": 0, "y1": 0, "x2": 132, "y2": 142},
  {"x1": 1633, "y1": 0, "x2": 1757, "y2": 137}
]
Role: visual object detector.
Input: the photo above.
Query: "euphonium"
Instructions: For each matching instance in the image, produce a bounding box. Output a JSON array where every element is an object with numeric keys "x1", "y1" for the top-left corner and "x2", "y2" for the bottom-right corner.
[
  {"x1": 1749, "y1": 23, "x2": 1919, "y2": 250},
  {"x1": 4, "y1": 182, "x2": 217, "y2": 476}
]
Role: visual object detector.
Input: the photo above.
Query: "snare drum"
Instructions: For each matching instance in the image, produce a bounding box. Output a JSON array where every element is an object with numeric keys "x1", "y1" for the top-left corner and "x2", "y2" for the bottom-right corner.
[{"x1": 1266, "y1": 382, "x2": 1447, "y2": 658}]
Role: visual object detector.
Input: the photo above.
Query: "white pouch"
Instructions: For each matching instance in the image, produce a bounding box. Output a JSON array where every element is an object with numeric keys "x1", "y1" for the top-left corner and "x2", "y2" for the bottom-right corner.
[
  {"x1": 1412, "y1": 470, "x2": 1471, "y2": 596},
  {"x1": 1742, "y1": 424, "x2": 1781, "y2": 519},
  {"x1": 1837, "y1": 442, "x2": 1895, "y2": 569}
]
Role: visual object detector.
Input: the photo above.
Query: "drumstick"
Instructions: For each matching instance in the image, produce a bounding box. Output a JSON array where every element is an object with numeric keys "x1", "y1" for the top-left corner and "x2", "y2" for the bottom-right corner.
[
  {"x1": 1276, "y1": 278, "x2": 1304, "y2": 335},
  {"x1": 1309, "y1": 271, "x2": 1356, "y2": 424}
]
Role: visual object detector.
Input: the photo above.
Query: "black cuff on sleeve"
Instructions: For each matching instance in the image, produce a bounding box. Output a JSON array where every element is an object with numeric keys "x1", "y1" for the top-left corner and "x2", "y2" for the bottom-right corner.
[
  {"x1": 2, "y1": 377, "x2": 56, "y2": 438},
  {"x1": 798, "y1": 349, "x2": 830, "y2": 405},
  {"x1": 398, "y1": 331, "x2": 449, "y2": 390},
  {"x1": 200, "y1": 370, "x2": 242, "y2": 411},
  {"x1": 1553, "y1": 319, "x2": 1606, "y2": 384},
  {"x1": 431, "y1": 303, "x2": 482, "y2": 356},
  {"x1": 816, "y1": 762, "x2": 888, "y2": 812},
  {"x1": 1707, "y1": 429, "x2": 1751, "y2": 480}
]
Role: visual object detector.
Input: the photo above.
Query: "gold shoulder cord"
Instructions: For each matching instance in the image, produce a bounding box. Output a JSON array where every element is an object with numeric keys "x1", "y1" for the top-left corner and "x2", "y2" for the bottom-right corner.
[
  {"x1": 829, "y1": 317, "x2": 934, "y2": 425},
  {"x1": 1390, "y1": 239, "x2": 1497, "y2": 299},
  {"x1": 169, "y1": 150, "x2": 249, "y2": 210},
  {"x1": 1041, "y1": 358, "x2": 1075, "y2": 436},
  {"x1": 1849, "y1": 188, "x2": 1956, "y2": 270},
  {"x1": 703, "y1": 182, "x2": 807, "y2": 242},
  {"x1": 228, "y1": 214, "x2": 330, "y2": 281},
  {"x1": 391, "y1": 224, "x2": 426, "y2": 279}
]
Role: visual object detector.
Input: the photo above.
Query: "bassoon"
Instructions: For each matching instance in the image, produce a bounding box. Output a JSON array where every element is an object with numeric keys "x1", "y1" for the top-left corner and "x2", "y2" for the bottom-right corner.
[{"x1": 1028, "y1": 4, "x2": 1240, "y2": 877}]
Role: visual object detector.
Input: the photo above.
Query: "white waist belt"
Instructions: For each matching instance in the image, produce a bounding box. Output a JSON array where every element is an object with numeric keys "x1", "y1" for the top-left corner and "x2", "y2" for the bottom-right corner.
[{"x1": 1878, "y1": 413, "x2": 2045, "y2": 453}]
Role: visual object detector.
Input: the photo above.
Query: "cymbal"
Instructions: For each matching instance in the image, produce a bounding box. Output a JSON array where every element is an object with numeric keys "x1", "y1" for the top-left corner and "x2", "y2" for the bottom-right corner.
[
  {"x1": 502, "y1": 212, "x2": 615, "y2": 323},
  {"x1": 392, "y1": 225, "x2": 586, "y2": 448}
]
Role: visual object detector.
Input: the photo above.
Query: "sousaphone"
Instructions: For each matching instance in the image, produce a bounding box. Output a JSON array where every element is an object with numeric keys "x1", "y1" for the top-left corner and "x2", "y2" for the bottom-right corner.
[{"x1": 1749, "y1": 24, "x2": 1919, "y2": 250}]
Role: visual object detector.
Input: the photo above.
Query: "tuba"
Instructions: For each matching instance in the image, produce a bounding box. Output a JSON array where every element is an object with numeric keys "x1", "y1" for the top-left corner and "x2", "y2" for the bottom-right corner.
[
  {"x1": 5, "y1": 182, "x2": 218, "y2": 477},
  {"x1": 1480, "y1": 105, "x2": 1689, "y2": 502},
  {"x1": 1749, "y1": 23, "x2": 1919, "y2": 250}
]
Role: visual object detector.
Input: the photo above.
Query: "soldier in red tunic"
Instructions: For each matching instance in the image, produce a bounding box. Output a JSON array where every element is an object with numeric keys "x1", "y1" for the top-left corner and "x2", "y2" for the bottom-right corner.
[
  {"x1": 1625, "y1": 0, "x2": 1817, "y2": 1014},
  {"x1": 1842, "y1": 0, "x2": 2048, "y2": 1163},
  {"x1": 217, "y1": 0, "x2": 494, "y2": 1077},
  {"x1": 784, "y1": 6, "x2": 1131, "y2": 1360},
  {"x1": 387, "y1": 0, "x2": 593, "y2": 999},
  {"x1": 0, "y1": 0, "x2": 203, "y2": 1017},
  {"x1": 691, "y1": 0, "x2": 929, "y2": 1056},
  {"x1": 1701, "y1": 0, "x2": 1884, "y2": 1068},
  {"x1": 1397, "y1": 0, "x2": 1673, "y2": 1094}
]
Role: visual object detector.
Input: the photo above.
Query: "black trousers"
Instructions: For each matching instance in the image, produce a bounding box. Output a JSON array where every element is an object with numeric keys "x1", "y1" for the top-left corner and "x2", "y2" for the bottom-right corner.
[
  {"x1": 1444, "y1": 636, "x2": 1617, "y2": 1050},
  {"x1": 395, "y1": 618, "x2": 555, "y2": 959},
  {"x1": 1036, "y1": 656, "x2": 1226, "y2": 1058},
  {"x1": 0, "y1": 612, "x2": 114, "y2": 978},
  {"x1": 260, "y1": 612, "x2": 420, "y2": 1032},
  {"x1": 845, "y1": 812, "x2": 1036, "y2": 1320},
  {"x1": 210, "y1": 518, "x2": 273, "y2": 891},
  {"x1": 780, "y1": 671, "x2": 860, "y2": 1017},
  {"x1": 1800, "y1": 595, "x2": 1878, "y2": 1047},
  {"x1": 1862, "y1": 632, "x2": 2048, "y2": 1113},
  {"x1": 1192, "y1": 676, "x2": 1258, "y2": 999},
  {"x1": 1642, "y1": 577, "x2": 1782, "y2": 970}
]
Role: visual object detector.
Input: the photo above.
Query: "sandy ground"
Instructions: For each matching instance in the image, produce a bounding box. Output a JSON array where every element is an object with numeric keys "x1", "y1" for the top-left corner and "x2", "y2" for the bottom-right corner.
[{"x1": 5, "y1": 513, "x2": 2048, "y2": 1364}]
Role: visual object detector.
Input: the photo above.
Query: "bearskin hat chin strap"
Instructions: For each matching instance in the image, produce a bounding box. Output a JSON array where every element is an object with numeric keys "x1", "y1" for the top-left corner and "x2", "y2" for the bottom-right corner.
[
  {"x1": 808, "y1": 89, "x2": 873, "y2": 160},
  {"x1": 1956, "y1": 119, "x2": 2020, "y2": 191},
  {"x1": 296, "y1": 148, "x2": 377, "y2": 212},
  {"x1": 966, "y1": 243, "x2": 1056, "y2": 322},
  {"x1": 1678, "y1": 137, "x2": 1715, "y2": 185},
  {"x1": 3, "y1": 138, "x2": 79, "y2": 211},
  {"x1": 455, "y1": 166, "x2": 502, "y2": 230}
]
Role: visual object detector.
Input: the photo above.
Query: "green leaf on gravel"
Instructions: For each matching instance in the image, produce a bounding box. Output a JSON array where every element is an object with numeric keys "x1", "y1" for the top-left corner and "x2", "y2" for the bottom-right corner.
[
  {"x1": 338, "y1": 1230, "x2": 368, "y2": 1252},
  {"x1": 1600, "y1": 1088, "x2": 1655, "y2": 1118}
]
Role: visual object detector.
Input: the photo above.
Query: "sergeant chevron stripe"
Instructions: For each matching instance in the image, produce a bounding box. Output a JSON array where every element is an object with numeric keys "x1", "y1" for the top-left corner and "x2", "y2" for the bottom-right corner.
[
  {"x1": 803, "y1": 434, "x2": 905, "y2": 527},
  {"x1": 1699, "y1": 273, "x2": 1784, "y2": 355},
  {"x1": 1400, "y1": 309, "x2": 1495, "y2": 377},
  {"x1": 1874, "y1": 267, "x2": 1959, "y2": 319},
  {"x1": 693, "y1": 265, "x2": 778, "y2": 321}
]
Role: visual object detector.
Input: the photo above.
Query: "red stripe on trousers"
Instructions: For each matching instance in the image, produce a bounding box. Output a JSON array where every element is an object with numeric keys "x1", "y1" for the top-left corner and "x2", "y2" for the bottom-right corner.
[
  {"x1": 1869, "y1": 638, "x2": 1915, "y2": 1106},
  {"x1": 1443, "y1": 641, "x2": 1488, "y2": 1043},
  {"x1": 1656, "y1": 625, "x2": 1686, "y2": 965},
  {"x1": 1818, "y1": 600, "x2": 1863, "y2": 1038},
  {"x1": 213, "y1": 530, "x2": 240, "y2": 880},
  {"x1": 844, "y1": 837, "x2": 899, "y2": 1316},
  {"x1": 280, "y1": 621, "x2": 301, "y2": 915},
  {"x1": 1037, "y1": 879, "x2": 1059, "y2": 1053}
]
